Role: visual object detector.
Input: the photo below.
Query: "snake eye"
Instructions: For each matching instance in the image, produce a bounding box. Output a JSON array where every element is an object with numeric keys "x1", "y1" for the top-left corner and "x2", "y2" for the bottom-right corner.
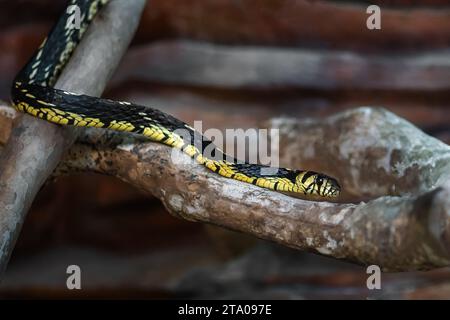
[{"x1": 317, "y1": 177, "x2": 323, "y2": 185}]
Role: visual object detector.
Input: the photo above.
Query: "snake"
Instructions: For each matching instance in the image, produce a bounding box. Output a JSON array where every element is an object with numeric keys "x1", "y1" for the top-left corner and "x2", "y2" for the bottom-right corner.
[{"x1": 11, "y1": 0, "x2": 341, "y2": 199}]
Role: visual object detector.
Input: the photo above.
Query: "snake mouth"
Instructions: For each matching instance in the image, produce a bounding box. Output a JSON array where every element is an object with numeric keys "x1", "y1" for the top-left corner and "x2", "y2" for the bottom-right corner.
[
  {"x1": 290, "y1": 171, "x2": 341, "y2": 199},
  {"x1": 323, "y1": 177, "x2": 341, "y2": 198},
  {"x1": 326, "y1": 189, "x2": 340, "y2": 198},
  {"x1": 311, "y1": 174, "x2": 341, "y2": 199}
]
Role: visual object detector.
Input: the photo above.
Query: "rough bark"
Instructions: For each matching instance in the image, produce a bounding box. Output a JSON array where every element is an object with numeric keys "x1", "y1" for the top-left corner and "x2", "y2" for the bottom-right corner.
[
  {"x1": 0, "y1": 0, "x2": 147, "y2": 276},
  {"x1": 37, "y1": 107, "x2": 448, "y2": 272}
]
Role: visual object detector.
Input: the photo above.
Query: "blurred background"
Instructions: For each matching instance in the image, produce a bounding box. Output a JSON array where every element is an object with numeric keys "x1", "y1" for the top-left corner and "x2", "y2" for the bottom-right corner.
[{"x1": 0, "y1": 0, "x2": 450, "y2": 299}]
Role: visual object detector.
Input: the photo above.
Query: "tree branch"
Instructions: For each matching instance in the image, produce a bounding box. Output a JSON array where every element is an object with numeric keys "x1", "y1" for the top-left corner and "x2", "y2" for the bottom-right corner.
[
  {"x1": 0, "y1": 0, "x2": 147, "y2": 276},
  {"x1": 48, "y1": 107, "x2": 450, "y2": 272}
]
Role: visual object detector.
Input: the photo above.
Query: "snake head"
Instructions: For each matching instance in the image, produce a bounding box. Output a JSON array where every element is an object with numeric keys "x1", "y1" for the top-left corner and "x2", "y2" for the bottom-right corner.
[{"x1": 295, "y1": 171, "x2": 341, "y2": 199}]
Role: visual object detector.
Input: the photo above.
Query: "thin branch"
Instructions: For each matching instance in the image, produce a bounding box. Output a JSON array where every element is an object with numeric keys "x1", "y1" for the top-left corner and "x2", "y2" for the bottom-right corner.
[{"x1": 0, "y1": 0, "x2": 147, "y2": 276}]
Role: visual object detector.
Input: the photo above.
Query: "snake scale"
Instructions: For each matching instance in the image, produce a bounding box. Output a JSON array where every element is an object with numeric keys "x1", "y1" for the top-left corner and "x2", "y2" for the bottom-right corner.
[{"x1": 11, "y1": 0, "x2": 341, "y2": 199}]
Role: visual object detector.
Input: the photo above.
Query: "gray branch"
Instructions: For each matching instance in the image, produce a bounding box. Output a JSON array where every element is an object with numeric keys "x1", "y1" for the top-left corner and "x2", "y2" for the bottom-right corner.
[
  {"x1": 48, "y1": 107, "x2": 450, "y2": 272},
  {"x1": 0, "y1": 0, "x2": 147, "y2": 276}
]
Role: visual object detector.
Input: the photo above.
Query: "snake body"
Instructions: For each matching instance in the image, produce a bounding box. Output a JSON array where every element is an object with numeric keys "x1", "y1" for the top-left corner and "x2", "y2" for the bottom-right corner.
[{"x1": 11, "y1": 0, "x2": 341, "y2": 199}]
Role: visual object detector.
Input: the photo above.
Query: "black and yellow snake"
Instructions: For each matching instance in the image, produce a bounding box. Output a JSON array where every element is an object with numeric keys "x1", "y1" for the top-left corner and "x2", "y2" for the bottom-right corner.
[{"x1": 11, "y1": 0, "x2": 340, "y2": 199}]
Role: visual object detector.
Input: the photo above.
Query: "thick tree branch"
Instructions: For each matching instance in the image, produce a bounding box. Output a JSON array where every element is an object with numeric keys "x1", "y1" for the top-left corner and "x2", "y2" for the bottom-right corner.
[
  {"x1": 43, "y1": 107, "x2": 449, "y2": 272},
  {"x1": 0, "y1": 0, "x2": 147, "y2": 276}
]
